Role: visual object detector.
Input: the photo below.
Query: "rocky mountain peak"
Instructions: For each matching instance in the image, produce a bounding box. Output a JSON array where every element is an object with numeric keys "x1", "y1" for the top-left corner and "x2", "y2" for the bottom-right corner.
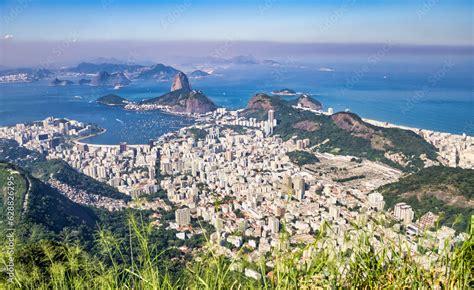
[
  {"x1": 296, "y1": 94, "x2": 323, "y2": 110},
  {"x1": 171, "y1": 72, "x2": 191, "y2": 92},
  {"x1": 246, "y1": 93, "x2": 276, "y2": 111}
]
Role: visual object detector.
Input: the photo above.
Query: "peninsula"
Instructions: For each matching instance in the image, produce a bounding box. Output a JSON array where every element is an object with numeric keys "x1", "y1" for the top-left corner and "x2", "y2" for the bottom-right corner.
[{"x1": 124, "y1": 72, "x2": 218, "y2": 115}]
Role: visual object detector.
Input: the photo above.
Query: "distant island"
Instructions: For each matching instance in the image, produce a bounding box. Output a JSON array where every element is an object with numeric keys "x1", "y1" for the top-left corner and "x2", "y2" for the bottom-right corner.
[
  {"x1": 96, "y1": 94, "x2": 129, "y2": 106},
  {"x1": 78, "y1": 78, "x2": 91, "y2": 85},
  {"x1": 49, "y1": 78, "x2": 74, "y2": 86},
  {"x1": 272, "y1": 88, "x2": 297, "y2": 96}
]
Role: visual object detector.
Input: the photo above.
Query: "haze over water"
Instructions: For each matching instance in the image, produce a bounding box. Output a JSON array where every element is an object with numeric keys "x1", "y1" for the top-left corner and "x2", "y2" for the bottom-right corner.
[{"x1": 0, "y1": 54, "x2": 472, "y2": 144}]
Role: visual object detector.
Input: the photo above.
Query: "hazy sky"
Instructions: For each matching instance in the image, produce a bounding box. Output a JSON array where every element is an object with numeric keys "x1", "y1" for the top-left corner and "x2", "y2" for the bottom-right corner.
[{"x1": 0, "y1": 0, "x2": 473, "y2": 66}]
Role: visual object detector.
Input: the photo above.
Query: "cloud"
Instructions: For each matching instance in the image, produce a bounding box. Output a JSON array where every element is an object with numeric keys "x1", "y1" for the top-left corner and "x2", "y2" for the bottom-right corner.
[
  {"x1": 3, "y1": 34, "x2": 14, "y2": 40},
  {"x1": 318, "y1": 67, "x2": 335, "y2": 72}
]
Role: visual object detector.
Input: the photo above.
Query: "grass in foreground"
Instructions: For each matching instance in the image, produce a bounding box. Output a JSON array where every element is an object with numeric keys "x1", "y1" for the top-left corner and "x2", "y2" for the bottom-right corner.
[{"x1": 0, "y1": 216, "x2": 472, "y2": 289}]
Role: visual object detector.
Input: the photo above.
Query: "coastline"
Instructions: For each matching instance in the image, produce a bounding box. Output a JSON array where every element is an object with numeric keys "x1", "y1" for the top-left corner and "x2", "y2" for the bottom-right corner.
[
  {"x1": 362, "y1": 118, "x2": 472, "y2": 138},
  {"x1": 72, "y1": 128, "x2": 109, "y2": 146},
  {"x1": 71, "y1": 115, "x2": 452, "y2": 148},
  {"x1": 124, "y1": 105, "x2": 204, "y2": 119},
  {"x1": 73, "y1": 129, "x2": 146, "y2": 148},
  {"x1": 63, "y1": 111, "x2": 471, "y2": 149}
]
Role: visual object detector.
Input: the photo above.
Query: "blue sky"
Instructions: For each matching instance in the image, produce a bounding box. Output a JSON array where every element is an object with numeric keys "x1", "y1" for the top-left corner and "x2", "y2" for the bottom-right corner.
[{"x1": 1, "y1": 0, "x2": 473, "y2": 45}]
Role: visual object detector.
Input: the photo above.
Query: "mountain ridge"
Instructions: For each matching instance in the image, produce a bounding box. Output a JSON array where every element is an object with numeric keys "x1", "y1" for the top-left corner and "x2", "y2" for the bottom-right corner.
[
  {"x1": 242, "y1": 93, "x2": 437, "y2": 171},
  {"x1": 0, "y1": 162, "x2": 98, "y2": 239}
]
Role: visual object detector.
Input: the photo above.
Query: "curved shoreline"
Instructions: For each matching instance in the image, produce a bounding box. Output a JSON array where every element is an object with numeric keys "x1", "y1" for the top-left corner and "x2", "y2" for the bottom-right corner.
[
  {"x1": 73, "y1": 128, "x2": 107, "y2": 142},
  {"x1": 72, "y1": 128, "x2": 115, "y2": 147}
]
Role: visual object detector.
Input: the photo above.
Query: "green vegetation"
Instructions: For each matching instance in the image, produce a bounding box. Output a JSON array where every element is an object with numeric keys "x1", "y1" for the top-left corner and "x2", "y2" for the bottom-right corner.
[
  {"x1": 333, "y1": 175, "x2": 366, "y2": 183},
  {"x1": 0, "y1": 162, "x2": 209, "y2": 285},
  {"x1": 286, "y1": 150, "x2": 319, "y2": 166},
  {"x1": 222, "y1": 125, "x2": 247, "y2": 134},
  {"x1": 186, "y1": 127, "x2": 208, "y2": 141},
  {"x1": 141, "y1": 89, "x2": 217, "y2": 110},
  {"x1": 379, "y1": 166, "x2": 474, "y2": 232},
  {"x1": 0, "y1": 139, "x2": 130, "y2": 201},
  {"x1": 272, "y1": 88, "x2": 296, "y2": 95},
  {"x1": 34, "y1": 159, "x2": 130, "y2": 201},
  {"x1": 96, "y1": 94, "x2": 129, "y2": 106},
  {"x1": 380, "y1": 166, "x2": 474, "y2": 199},
  {"x1": 0, "y1": 215, "x2": 471, "y2": 289},
  {"x1": 0, "y1": 162, "x2": 98, "y2": 246},
  {"x1": 0, "y1": 162, "x2": 472, "y2": 288},
  {"x1": 243, "y1": 94, "x2": 437, "y2": 171}
]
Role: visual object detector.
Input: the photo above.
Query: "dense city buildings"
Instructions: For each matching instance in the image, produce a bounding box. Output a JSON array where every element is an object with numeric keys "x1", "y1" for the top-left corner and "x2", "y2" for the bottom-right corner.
[
  {"x1": 0, "y1": 110, "x2": 470, "y2": 271},
  {"x1": 365, "y1": 119, "x2": 474, "y2": 169}
]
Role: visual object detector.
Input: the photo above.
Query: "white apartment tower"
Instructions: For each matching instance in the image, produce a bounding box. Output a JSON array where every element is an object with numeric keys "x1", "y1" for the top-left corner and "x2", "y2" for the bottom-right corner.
[
  {"x1": 368, "y1": 192, "x2": 385, "y2": 211},
  {"x1": 394, "y1": 203, "x2": 414, "y2": 224},
  {"x1": 268, "y1": 217, "x2": 280, "y2": 234},
  {"x1": 175, "y1": 208, "x2": 191, "y2": 226}
]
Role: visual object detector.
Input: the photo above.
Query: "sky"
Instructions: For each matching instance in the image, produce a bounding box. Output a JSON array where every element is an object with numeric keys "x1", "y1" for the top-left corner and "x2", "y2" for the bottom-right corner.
[{"x1": 0, "y1": 0, "x2": 473, "y2": 66}]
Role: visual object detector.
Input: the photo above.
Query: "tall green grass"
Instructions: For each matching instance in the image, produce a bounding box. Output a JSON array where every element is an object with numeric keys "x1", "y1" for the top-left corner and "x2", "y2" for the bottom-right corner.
[{"x1": 1, "y1": 215, "x2": 472, "y2": 289}]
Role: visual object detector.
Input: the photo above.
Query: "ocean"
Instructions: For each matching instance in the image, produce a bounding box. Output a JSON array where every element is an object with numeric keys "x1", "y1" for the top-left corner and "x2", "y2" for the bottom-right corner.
[{"x1": 1, "y1": 55, "x2": 473, "y2": 144}]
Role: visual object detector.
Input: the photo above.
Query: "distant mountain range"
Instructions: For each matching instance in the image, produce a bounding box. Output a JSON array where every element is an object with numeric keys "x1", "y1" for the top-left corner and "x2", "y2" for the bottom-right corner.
[
  {"x1": 65, "y1": 62, "x2": 145, "y2": 75},
  {"x1": 188, "y1": 69, "x2": 211, "y2": 78},
  {"x1": 134, "y1": 63, "x2": 180, "y2": 81},
  {"x1": 0, "y1": 55, "x2": 277, "y2": 84},
  {"x1": 182, "y1": 55, "x2": 280, "y2": 66},
  {"x1": 90, "y1": 71, "x2": 131, "y2": 87}
]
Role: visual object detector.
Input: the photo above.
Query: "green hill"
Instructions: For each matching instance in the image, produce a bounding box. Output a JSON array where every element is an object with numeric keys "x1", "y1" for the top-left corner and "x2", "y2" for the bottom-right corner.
[
  {"x1": 32, "y1": 159, "x2": 131, "y2": 201},
  {"x1": 141, "y1": 89, "x2": 217, "y2": 114},
  {"x1": 378, "y1": 166, "x2": 474, "y2": 232},
  {"x1": 286, "y1": 150, "x2": 320, "y2": 166},
  {"x1": 0, "y1": 139, "x2": 130, "y2": 201},
  {"x1": 96, "y1": 94, "x2": 129, "y2": 106},
  {"x1": 242, "y1": 93, "x2": 437, "y2": 171},
  {"x1": 0, "y1": 162, "x2": 98, "y2": 242}
]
